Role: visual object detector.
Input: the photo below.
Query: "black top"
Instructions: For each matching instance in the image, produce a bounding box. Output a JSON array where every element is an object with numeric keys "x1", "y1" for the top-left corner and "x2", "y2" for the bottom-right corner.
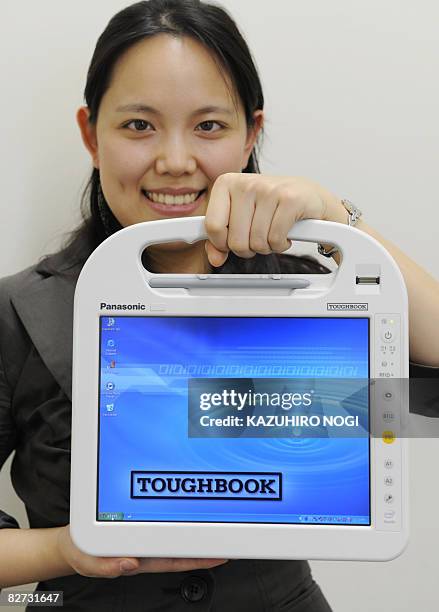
[{"x1": 0, "y1": 244, "x2": 437, "y2": 611}]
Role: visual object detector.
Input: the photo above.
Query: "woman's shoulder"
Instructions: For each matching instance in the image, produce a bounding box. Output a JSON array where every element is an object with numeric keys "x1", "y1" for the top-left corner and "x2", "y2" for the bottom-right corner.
[
  {"x1": 0, "y1": 251, "x2": 81, "y2": 337},
  {"x1": 1, "y1": 250, "x2": 81, "y2": 297},
  {"x1": 0, "y1": 264, "x2": 43, "y2": 390},
  {"x1": 0, "y1": 223, "x2": 93, "y2": 305},
  {"x1": 0, "y1": 262, "x2": 42, "y2": 313},
  {"x1": 0, "y1": 251, "x2": 80, "y2": 394}
]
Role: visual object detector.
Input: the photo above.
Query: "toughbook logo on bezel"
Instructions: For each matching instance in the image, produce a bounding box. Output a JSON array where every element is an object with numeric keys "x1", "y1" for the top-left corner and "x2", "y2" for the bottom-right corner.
[
  {"x1": 327, "y1": 303, "x2": 368, "y2": 311},
  {"x1": 131, "y1": 471, "x2": 282, "y2": 500}
]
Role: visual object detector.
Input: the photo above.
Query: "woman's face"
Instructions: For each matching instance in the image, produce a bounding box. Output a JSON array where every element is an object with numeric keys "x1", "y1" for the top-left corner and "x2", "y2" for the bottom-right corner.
[{"x1": 77, "y1": 34, "x2": 263, "y2": 236}]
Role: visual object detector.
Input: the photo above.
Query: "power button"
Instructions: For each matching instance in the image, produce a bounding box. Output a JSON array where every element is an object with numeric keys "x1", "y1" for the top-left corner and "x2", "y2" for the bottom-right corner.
[{"x1": 381, "y1": 329, "x2": 395, "y2": 343}]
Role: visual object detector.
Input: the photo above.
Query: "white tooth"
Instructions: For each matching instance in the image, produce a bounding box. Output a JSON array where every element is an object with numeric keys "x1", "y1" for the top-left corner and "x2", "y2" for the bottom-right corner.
[
  {"x1": 165, "y1": 194, "x2": 183, "y2": 204},
  {"x1": 158, "y1": 193, "x2": 165, "y2": 204}
]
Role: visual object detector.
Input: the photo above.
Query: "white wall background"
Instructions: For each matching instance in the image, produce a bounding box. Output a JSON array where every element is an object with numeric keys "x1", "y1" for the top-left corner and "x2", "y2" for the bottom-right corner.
[{"x1": 0, "y1": 1, "x2": 438, "y2": 610}]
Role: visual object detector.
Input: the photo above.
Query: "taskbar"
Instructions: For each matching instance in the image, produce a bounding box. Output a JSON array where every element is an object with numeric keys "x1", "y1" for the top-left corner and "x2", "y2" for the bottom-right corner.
[{"x1": 97, "y1": 512, "x2": 370, "y2": 525}]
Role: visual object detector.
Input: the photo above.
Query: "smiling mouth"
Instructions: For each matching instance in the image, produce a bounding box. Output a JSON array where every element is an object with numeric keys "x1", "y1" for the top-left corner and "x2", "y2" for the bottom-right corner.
[{"x1": 142, "y1": 189, "x2": 207, "y2": 205}]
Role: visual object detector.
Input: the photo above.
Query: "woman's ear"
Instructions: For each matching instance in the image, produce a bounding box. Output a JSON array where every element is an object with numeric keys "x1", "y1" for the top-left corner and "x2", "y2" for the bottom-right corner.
[
  {"x1": 242, "y1": 110, "x2": 264, "y2": 170},
  {"x1": 76, "y1": 106, "x2": 99, "y2": 169}
]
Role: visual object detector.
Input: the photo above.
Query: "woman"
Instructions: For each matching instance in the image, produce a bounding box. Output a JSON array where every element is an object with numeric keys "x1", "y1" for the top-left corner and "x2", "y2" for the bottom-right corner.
[{"x1": 0, "y1": 1, "x2": 438, "y2": 610}]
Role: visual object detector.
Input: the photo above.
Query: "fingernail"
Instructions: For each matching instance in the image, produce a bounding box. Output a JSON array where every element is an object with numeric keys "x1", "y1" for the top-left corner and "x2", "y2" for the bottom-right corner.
[{"x1": 120, "y1": 560, "x2": 137, "y2": 572}]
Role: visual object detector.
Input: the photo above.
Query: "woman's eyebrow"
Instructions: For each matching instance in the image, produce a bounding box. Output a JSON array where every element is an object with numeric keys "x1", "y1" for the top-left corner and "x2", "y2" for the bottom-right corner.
[{"x1": 115, "y1": 103, "x2": 233, "y2": 116}]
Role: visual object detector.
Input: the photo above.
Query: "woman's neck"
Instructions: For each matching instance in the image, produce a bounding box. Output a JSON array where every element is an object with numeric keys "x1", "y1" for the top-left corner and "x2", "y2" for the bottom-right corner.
[{"x1": 145, "y1": 242, "x2": 214, "y2": 274}]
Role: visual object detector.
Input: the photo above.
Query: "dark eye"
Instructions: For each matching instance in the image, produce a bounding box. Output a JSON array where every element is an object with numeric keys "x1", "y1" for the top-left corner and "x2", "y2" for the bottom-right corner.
[
  {"x1": 196, "y1": 121, "x2": 223, "y2": 133},
  {"x1": 125, "y1": 119, "x2": 153, "y2": 132}
]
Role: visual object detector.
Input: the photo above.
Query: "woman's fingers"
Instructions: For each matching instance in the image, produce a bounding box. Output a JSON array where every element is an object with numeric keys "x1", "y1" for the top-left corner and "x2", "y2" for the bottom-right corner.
[
  {"x1": 226, "y1": 182, "x2": 257, "y2": 259},
  {"x1": 249, "y1": 192, "x2": 281, "y2": 254},
  {"x1": 204, "y1": 173, "x2": 327, "y2": 267},
  {"x1": 204, "y1": 173, "x2": 232, "y2": 261},
  {"x1": 57, "y1": 525, "x2": 228, "y2": 579},
  {"x1": 204, "y1": 240, "x2": 228, "y2": 267},
  {"x1": 267, "y1": 198, "x2": 299, "y2": 253},
  {"x1": 123, "y1": 557, "x2": 229, "y2": 575}
]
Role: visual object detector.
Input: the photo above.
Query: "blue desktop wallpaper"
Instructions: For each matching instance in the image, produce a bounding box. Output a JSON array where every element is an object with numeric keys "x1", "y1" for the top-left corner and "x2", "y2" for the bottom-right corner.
[{"x1": 98, "y1": 316, "x2": 370, "y2": 525}]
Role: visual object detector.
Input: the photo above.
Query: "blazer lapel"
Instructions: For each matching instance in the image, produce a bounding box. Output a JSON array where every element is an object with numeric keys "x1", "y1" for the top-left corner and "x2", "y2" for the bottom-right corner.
[{"x1": 10, "y1": 255, "x2": 80, "y2": 401}]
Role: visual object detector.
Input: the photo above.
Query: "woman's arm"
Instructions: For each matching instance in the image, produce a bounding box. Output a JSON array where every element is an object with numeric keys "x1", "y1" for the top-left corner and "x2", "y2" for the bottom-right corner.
[
  {"x1": 0, "y1": 526, "x2": 74, "y2": 587},
  {"x1": 0, "y1": 525, "x2": 228, "y2": 588},
  {"x1": 323, "y1": 194, "x2": 439, "y2": 367}
]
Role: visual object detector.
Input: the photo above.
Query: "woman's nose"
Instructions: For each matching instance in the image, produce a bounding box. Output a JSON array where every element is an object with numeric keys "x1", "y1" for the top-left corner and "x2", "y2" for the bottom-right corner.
[{"x1": 154, "y1": 136, "x2": 197, "y2": 175}]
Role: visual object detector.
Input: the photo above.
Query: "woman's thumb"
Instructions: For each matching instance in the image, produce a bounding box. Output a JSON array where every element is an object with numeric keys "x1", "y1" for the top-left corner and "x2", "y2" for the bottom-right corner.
[
  {"x1": 205, "y1": 240, "x2": 228, "y2": 267},
  {"x1": 119, "y1": 559, "x2": 138, "y2": 573}
]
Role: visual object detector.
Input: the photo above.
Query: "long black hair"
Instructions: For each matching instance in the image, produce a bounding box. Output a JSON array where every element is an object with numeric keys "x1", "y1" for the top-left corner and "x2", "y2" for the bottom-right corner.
[{"x1": 42, "y1": 0, "x2": 330, "y2": 276}]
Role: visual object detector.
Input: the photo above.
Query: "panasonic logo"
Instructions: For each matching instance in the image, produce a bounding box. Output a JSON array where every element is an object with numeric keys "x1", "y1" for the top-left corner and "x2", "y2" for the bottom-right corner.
[
  {"x1": 327, "y1": 303, "x2": 368, "y2": 311},
  {"x1": 100, "y1": 302, "x2": 146, "y2": 311},
  {"x1": 131, "y1": 471, "x2": 282, "y2": 500}
]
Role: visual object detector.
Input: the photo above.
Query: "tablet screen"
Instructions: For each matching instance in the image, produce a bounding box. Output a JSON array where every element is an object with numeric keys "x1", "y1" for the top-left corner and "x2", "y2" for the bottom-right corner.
[{"x1": 97, "y1": 316, "x2": 370, "y2": 525}]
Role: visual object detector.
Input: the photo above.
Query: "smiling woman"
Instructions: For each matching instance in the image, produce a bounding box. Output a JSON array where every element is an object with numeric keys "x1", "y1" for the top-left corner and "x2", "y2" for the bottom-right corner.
[
  {"x1": 64, "y1": 0, "x2": 332, "y2": 277},
  {"x1": 76, "y1": 34, "x2": 258, "y2": 235}
]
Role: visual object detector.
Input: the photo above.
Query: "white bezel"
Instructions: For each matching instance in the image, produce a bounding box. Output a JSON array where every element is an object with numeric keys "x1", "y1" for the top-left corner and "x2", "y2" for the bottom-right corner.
[{"x1": 70, "y1": 217, "x2": 409, "y2": 561}]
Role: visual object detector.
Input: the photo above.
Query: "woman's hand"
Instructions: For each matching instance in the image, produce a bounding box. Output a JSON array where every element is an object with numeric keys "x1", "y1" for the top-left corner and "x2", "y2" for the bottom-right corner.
[
  {"x1": 204, "y1": 173, "x2": 340, "y2": 267},
  {"x1": 57, "y1": 525, "x2": 228, "y2": 578}
]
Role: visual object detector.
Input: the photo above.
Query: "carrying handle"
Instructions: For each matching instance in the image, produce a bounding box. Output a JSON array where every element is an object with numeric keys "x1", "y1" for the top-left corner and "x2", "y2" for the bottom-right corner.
[
  {"x1": 79, "y1": 216, "x2": 393, "y2": 290},
  {"x1": 148, "y1": 276, "x2": 311, "y2": 289}
]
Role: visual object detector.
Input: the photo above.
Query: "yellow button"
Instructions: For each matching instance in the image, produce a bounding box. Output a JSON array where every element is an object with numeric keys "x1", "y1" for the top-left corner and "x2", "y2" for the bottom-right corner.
[{"x1": 382, "y1": 430, "x2": 396, "y2": 444}]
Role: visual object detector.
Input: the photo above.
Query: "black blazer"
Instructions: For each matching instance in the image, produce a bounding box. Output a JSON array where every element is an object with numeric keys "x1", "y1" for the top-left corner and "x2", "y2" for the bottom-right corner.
[{"x1": 0, "y1": 246, "x2": 437, "y2": 611}]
